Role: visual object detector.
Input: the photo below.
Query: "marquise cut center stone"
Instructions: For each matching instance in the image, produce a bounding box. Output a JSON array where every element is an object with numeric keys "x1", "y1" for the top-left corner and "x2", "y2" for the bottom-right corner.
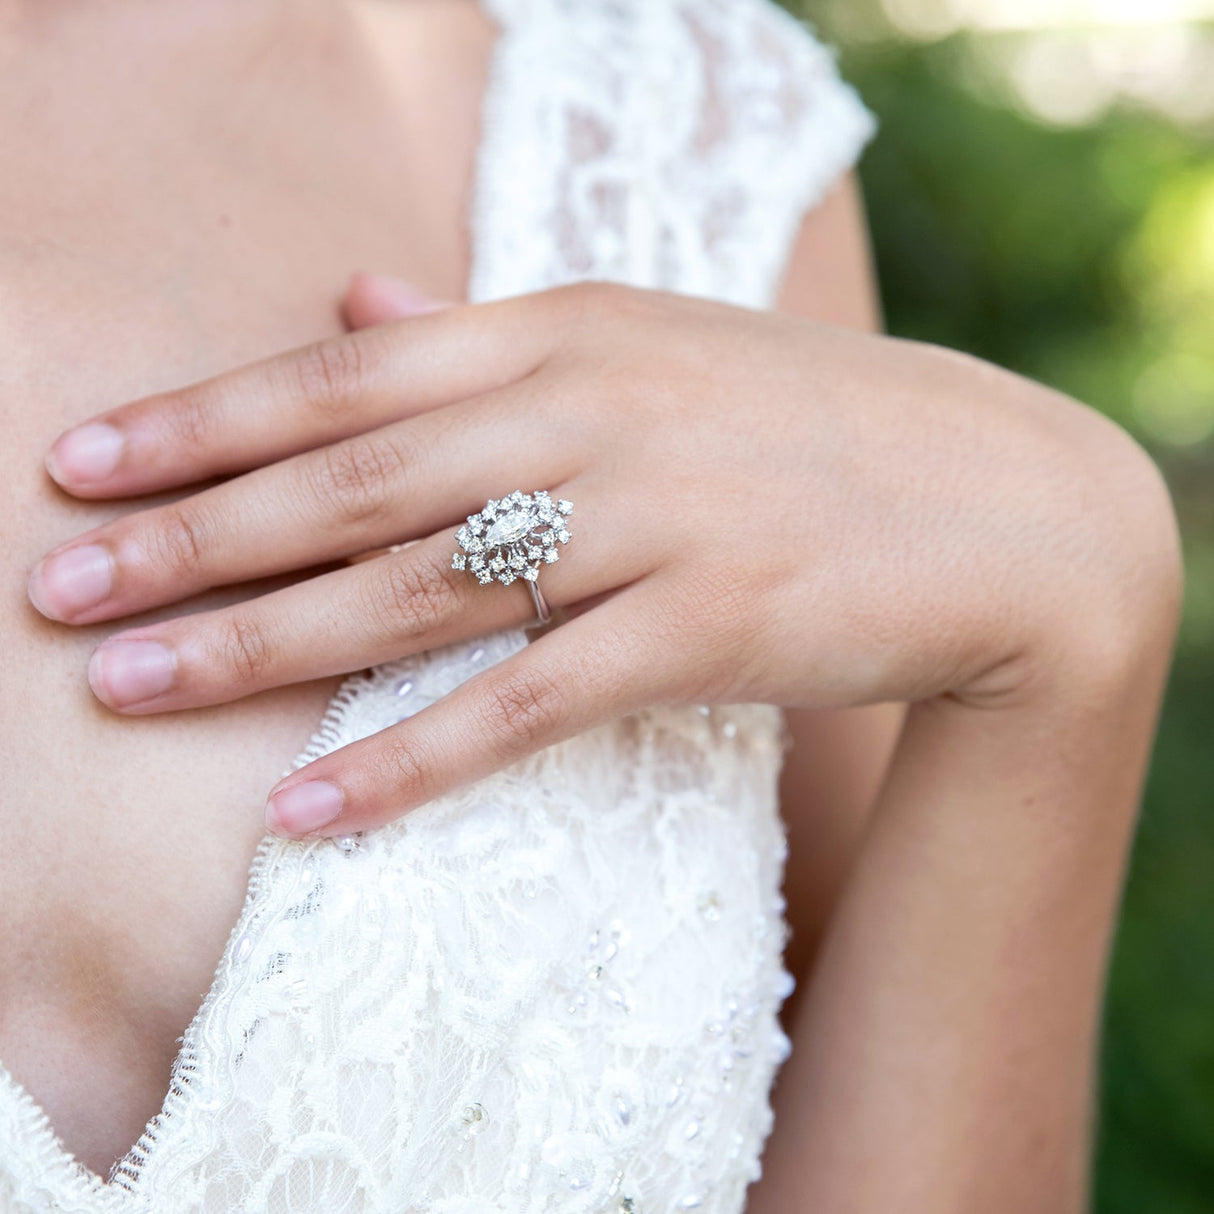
[{"x1": 484, "y1": 509, "x2": 535, "y2": 547}]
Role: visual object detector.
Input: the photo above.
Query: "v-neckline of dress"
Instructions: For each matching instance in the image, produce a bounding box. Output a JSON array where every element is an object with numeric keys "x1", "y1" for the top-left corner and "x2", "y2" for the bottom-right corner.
[{"x1": 0, "y1": 0, "x2": 519, "y2": 1200}]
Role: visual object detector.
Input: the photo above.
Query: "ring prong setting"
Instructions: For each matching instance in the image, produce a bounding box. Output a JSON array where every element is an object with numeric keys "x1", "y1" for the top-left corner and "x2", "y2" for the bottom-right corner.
[{"x1": 452, "y1": 490, "x2": 572, "y2": 599}]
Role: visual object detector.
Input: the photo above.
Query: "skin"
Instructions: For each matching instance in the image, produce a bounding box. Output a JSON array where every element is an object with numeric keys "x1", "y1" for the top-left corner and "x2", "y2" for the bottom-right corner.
[
  {"x1": 32, "y1": 274, "x2": 1183, "y2": 1213},
  {"x1": 2, "y1": 0, "x2": 891, "y2": 1180},
  {"x1": 30, "y1": 281, "x2": 1177, "y2": 816},
  {"x1": 342, "y1": 193, "x2": 907, "y2": 1040},
  {"x1": 767, "y1": 178, "x2": 906, "y2": 1031},
  {"x1": 2, "y1": 1, "x2": 1181, "y2": 1205},
  {"x1": 1, "y1": 0, "x2": 500, "y2": 1175}
]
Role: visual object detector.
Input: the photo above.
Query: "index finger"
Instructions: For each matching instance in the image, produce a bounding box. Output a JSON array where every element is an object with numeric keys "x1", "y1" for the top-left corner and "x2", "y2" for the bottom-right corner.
[{"x1": 44, "y1": 288, "x2": 571, "y2": 499}]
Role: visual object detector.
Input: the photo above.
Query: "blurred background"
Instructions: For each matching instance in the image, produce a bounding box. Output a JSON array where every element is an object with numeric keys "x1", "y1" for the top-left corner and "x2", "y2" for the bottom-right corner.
[{"x1": 782, "y1": 0, "x2": 1213, "y2": 1207}]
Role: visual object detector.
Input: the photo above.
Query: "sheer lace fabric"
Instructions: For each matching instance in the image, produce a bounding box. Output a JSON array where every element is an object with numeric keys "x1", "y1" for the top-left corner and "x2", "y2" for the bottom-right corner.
[
  {"x1": 471, "y1": 0, "x2": 876, "y2": 309},
  {"x1": 0, "y1": 2, "x2": 874, "y2": 1211}
]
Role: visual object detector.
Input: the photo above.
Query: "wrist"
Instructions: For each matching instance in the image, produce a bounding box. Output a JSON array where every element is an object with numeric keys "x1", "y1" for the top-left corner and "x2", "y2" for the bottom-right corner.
[{"x1": 950, "y1": 405, "x2": 1182, "y2": 714}]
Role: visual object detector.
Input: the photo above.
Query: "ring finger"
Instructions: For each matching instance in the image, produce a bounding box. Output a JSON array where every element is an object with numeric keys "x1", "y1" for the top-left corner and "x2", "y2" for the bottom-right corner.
[{"x1": 85, "y1": 478, "x2": 656, "y2": 713}]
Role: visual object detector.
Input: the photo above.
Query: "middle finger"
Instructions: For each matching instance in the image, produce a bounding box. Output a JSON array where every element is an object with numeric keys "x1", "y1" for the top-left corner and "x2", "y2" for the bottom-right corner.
[{"x1": 28, "y1": 379, "x2": 582, "y2": 625}]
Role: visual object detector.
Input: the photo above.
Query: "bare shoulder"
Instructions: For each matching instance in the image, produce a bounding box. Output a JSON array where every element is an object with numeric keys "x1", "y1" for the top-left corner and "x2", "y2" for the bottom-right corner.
[{"x1": 774, "y1": 171, "x2": 883, "y2": 332}]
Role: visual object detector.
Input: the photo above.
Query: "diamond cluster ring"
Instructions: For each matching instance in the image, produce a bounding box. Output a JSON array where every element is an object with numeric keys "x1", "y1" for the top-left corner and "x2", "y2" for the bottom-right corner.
[{"x1": 451, "y1": 489, "x2": 573, "y2": 626}]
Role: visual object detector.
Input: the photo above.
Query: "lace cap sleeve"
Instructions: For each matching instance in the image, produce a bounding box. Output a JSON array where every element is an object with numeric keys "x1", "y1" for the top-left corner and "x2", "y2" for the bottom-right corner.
[
  {"x1": 656, "y1": 0, "x2": 878, "y2": 309},
  {"x1": 469, "y1": 0, "x2": 875, "y2": 310}
]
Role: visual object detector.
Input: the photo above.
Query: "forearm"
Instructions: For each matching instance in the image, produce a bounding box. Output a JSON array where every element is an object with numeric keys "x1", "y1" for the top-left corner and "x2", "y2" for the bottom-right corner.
[
  {"x1": 777, "y1": 702, "x2": 905, "y2": 1032},
  {"x1": 749, "y1": 606, "x2": 1178, "y2": 1212}
]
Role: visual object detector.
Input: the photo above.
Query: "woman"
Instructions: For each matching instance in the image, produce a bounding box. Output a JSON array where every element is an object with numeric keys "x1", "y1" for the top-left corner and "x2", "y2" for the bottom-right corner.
[{"x1": 1, "y1": 0, "x2": 1180, "y2": 1210}]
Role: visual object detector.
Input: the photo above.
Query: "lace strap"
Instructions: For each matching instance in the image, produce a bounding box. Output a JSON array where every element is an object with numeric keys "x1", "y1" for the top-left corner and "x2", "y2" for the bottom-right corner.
[
  {"x1": 669, "y1": 0, "x2": 878, "y2": 308},
  {"x1": 470, "y1": 0, "x2": 875, "y2": 310}
]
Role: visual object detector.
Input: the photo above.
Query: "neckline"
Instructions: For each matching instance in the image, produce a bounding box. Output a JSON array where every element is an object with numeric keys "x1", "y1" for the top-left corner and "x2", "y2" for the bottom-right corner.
[{"x1": 0, "y1": 2, "x2": 516, "y2": 1199}]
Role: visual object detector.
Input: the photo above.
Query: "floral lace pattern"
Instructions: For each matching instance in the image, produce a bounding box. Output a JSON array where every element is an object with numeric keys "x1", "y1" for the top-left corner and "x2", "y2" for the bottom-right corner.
[
  {"x1": 472, "y1": 0, "x2": 876, "y2": 309},
  {"x1": 0, "y1": 1, "x2": 874, "y2": 1210}
]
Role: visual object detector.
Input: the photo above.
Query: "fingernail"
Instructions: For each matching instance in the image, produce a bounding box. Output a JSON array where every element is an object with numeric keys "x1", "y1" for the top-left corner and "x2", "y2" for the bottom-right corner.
[
  {"x1": 46, "y1": 423, "x2": 124, "y2": 485},
  {"x1": 28, "y1": 544, "x2": 114, "y2": 619},
  {"x1": 89, "y1": 639, "x2": 176, "y2": 706},
  {"x1": 265, "y1": 780, "x2": 345, "y2": 837}
]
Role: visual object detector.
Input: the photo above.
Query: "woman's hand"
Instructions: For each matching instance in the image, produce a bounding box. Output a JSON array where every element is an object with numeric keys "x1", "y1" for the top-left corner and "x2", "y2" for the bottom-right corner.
[{"x1": 27, "y1": 279, "x2": 1174, "y2": 837}]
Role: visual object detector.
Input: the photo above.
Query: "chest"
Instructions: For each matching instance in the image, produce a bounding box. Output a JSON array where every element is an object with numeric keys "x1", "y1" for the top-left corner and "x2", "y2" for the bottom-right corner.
[{"x1": 0, "y1": 0, "x2": 496, "y2": 1178}]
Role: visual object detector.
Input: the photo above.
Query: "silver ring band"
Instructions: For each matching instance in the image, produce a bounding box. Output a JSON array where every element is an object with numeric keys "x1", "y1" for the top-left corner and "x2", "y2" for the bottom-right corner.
[{"x1": 526, "y1": 580, "x2": 552, "y2": 627}]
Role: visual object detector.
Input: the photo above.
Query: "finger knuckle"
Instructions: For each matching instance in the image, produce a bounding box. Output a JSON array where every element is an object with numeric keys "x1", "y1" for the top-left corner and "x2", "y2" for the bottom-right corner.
[
  {"x1": 290, "y1": 335, "x2": 370, "y2": 422},
  {"x1": 216, "y1": 613, "x2": 276, "y2": 685},
  {"x1": 365, "y1": 553, "x2": 460, "y2": 639},
  {"x1": 554, "y1": 280, "x2": 614, "y2": 333},
  {"x1": 565, "y1": 279, "x2": 665, "y2": 328},
  {"x1": 309, "y1": 435, "x2": 406, "y2": 529},
  {"x1": 477, "y1": 666, "x2": 566, "y2": 758},
  {"x1": 148, "y1": 505, "x2": 209, "y2": 579},
  {"x1": 367, "y1": 731, "x2": 433, "y2": 804},
  {"x1": 163, "y1": 387, "x2": 217, "y2": 451},
  {"x1": 561, "y1": 278, "x2": 621, "y2": 311}
]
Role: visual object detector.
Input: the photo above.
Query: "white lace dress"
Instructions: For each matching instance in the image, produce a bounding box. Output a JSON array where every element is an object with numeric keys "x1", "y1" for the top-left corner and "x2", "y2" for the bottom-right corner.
[{"x1": 0, "y1": 1, "x2": 874, "y2": 1210}]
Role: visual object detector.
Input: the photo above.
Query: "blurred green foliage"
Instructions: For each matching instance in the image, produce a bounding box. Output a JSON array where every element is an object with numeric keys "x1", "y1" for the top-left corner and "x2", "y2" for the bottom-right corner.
[{"x1": 787, "y1": 4, "x2": 1214, "y2": 1209}]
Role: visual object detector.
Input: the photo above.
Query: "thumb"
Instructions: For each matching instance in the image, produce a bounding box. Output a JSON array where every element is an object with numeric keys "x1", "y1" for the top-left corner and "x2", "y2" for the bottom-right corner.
[{"x1": 341, "y1": 270, "x2": 454, "y2": 330}]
